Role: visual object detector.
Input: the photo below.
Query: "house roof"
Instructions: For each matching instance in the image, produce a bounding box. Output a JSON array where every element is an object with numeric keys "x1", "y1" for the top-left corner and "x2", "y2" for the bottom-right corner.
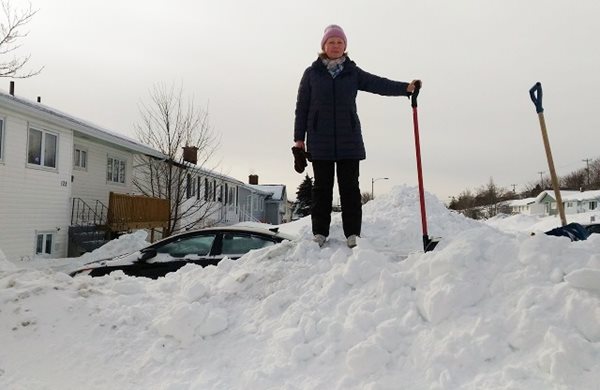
[
  {"x1": 0, "y1": 90, "x2": 165, "y2": 159},
  {"x1": 249, "y1": 184, "x2": 286, "y2": 200},
  {"x1": 535, "y1": 190, "x2": 600, "y2": 203},
  {"x1": 182, "y1": 163, "x2": 272, "y2": 195},
  {"x1": 508, "y1": 197, "x2": 536, "y2": 207},
  {"x1": 561, "y1": 190, "x2": 600, "y2": 202}
]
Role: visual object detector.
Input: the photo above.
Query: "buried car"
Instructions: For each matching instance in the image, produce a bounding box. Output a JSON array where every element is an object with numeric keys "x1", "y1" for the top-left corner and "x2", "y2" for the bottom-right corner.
[{"x1": 70, "y1": 226, "x2": 295, "y2": 279}]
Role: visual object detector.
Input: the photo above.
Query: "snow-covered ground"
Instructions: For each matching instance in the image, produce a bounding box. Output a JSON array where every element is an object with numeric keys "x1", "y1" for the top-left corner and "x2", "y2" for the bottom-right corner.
[{"x1": 1, "y1": 185, "x2": 599, "y2": 389}]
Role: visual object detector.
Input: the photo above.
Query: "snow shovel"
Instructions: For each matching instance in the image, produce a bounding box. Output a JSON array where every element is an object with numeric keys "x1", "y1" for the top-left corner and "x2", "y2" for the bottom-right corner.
[
  {"x1": 529, "y1": 83, "x2": 588, "y2": 241},
  {"x1": 529, "y1": 82, "x2": 567, "y2": 226},
  {"x1": 410, "y1": 81, "x2": 439, "y2": 252}
]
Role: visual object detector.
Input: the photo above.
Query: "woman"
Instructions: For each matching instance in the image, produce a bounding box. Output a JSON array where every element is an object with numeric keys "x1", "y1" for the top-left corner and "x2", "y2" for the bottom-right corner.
[{"x1": 294, "y1": 24, "x2": 419, "y2": 248}]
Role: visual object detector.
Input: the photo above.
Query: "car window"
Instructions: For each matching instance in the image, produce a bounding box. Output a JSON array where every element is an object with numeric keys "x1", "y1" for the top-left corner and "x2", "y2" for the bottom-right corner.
[
  {"x1": 220, "y1": 233, "x2": 275, "y2": 255},
  {"x1": 155, "y1": 234, "x2": 216, "y2": 258}
]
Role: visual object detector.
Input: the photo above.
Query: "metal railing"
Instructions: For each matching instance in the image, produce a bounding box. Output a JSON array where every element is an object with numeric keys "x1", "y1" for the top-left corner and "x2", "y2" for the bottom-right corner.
[{"x1": 71, "y1": 198, "x2": 108, "y2": 226}]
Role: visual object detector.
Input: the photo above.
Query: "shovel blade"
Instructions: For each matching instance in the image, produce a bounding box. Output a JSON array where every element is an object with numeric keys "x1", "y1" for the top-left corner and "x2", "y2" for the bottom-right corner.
[{"x1": 423, "y1": 235, "x2": 440, "y2": 252}]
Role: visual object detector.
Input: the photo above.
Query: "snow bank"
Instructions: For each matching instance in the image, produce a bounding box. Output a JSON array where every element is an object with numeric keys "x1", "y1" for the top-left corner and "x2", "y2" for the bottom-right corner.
[{"x1": 1, "y1": 185, "x2": 599, "y2": 389}]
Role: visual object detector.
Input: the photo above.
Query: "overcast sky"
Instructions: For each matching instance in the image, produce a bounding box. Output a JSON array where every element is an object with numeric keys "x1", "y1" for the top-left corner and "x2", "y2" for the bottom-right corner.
[{"x1": 8, "y1": 0, "x2": 600, "y2": 202}]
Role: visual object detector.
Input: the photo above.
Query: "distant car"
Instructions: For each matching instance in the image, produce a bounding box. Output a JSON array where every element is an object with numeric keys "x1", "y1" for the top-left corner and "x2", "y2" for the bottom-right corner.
[{"x1": 70, "y1": 226, "x2": 295, "y2": 279}]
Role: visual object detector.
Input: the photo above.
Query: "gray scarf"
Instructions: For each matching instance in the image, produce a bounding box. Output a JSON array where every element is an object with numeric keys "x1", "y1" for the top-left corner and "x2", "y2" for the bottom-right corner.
[{"x1": 322, "y1": 56, "x2": 346, "y2": 78}]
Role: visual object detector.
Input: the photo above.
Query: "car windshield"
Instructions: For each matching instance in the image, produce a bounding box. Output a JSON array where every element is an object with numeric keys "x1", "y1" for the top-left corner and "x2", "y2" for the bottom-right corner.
[
  {"x1": 220, "y1": 233, "x2": 275, "y2": 255},
  {"x1": 155, "y1": 234, "x2": 216, "y2": 258}
]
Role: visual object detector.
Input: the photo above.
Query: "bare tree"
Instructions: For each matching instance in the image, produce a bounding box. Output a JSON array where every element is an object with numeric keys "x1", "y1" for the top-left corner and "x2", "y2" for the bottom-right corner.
[
  {"x1": 0, "y1": 1, "x2": 42, "y2": 78},
  {"x1": 590, "y1": 158, "x2": 600, "y2": 188},
  {"x1": 133, "y1": 83, "x2": 219, "y2": 237},
  {"x1": 561, "y1": 170, "x2": 586, "y2": 190}
]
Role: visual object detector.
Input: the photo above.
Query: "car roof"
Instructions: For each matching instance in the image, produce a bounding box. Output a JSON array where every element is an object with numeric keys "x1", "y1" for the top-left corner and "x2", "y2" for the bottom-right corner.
[{"x1": 164, "y1": 225, "x2": 296, "y2": 241}]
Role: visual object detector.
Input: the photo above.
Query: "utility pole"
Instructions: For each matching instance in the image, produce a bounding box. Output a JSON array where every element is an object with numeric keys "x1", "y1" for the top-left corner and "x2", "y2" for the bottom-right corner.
[
  {"x1": 371, "y1": 177, "x2": 389, "y2": 199},
  {"x1": 583, "y1": 158, "x2": 591, "y2": 188},
  {"x1": 511, "y1": 184, "x2": 517, "y2": 193}
]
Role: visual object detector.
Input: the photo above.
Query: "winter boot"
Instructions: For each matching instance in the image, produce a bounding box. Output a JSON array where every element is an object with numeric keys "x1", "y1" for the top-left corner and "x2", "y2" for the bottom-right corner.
[
  {"x1": 313, "y1": 234, "x2": 327, "y2": 247},
  {"x1": 346, "y1": 235, "x2": 359, "y2": 248}
]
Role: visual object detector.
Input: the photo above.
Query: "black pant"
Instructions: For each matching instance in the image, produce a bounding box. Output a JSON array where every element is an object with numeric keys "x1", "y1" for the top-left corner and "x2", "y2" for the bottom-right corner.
[{"x1": 311, "y1": 160, "x2": 361, "y2": 238}]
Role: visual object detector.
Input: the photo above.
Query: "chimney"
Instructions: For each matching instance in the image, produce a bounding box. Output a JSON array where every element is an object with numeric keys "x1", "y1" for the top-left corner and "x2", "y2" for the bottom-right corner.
[
  {"x1": 9, "y1": 81, "x2": 14, "y2": 96},
  {"x1": 249, "y1": 174, "x2": 258, "y2": 185},
  {"x1": 182, "y1": 146, "x2": 198, "y2": 164}
]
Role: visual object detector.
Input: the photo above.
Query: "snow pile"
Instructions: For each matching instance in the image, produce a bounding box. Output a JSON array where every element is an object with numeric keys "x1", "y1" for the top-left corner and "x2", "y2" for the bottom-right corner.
[
  {"x1": 0, "y1": 248, "x2": 17, "y2": 272},
  {"x1": 80, "y1": 229, "x2": 150, "y2": 262},
  {"x1": 1, "y1": 185, "x2": 599, "y2": 389}
]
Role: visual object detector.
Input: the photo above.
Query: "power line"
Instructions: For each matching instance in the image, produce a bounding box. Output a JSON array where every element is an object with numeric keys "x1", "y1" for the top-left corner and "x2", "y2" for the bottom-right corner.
[{"x1": 583, "y1": 158, "x2": 592, "y2": 186}]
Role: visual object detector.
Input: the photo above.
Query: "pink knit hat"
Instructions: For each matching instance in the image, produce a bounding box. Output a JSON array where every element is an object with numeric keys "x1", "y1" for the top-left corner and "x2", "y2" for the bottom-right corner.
[{"x1": 321, "y1": 24, "x2": 347, "y2": 49}]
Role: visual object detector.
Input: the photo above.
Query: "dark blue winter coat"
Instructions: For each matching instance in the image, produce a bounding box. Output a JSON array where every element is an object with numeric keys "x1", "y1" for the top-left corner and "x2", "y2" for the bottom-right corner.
[{"x1": 294, "y1": 56, "x2": 409, "y2": 161}]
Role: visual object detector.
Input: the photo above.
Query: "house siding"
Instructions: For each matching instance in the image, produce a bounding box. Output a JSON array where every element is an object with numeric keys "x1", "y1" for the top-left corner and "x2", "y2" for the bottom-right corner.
[
  {"x1": 0, "y1": 111, "x2": 72, "y2": 260},
  {"x1": 71, "y1": 136, "x2": 135, "y2": 208}
]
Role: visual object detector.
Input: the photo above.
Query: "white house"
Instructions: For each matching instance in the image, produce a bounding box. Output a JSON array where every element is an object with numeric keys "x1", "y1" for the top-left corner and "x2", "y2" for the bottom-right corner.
[
  {"x1": 542, "y1": 190, "x2": 600, "y2": 215},
  {"x1": 507, "y1": 197, "x2": 543, "y2": 215},
  {"x1": 249, "y1": 183, "x2": 288, "y2": 224},
  {"x1": 181, "y1": 170, "x2": 289, "y2": 227},
  {"x1": 0, "y1": 85, "x2": 290, "y2": 263},
  {"x1": 0, "y1": 87, "x2": 164, "y2": 262},
  {"x1": 177, "y1": 162, "x2": 273, "y2": 229},
  {"x1": 508, "y1": 190, "x2": 600, "y2": 217}
]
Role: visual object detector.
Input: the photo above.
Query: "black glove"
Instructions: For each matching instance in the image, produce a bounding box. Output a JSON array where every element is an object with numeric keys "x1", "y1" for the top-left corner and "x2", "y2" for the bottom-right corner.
[{"x1": 292, "y1": 146, "x2": 310, "y2": 173}]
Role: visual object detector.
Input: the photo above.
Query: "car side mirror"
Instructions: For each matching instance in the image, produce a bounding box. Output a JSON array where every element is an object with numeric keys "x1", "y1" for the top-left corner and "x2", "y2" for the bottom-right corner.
[{"x1": 137, "y1": 248, "x2": 157, "y2": 263}]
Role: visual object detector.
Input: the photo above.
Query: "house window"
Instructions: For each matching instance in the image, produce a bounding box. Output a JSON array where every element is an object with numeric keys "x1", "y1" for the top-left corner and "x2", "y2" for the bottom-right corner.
[
  {"x1": 186, "y1": 174, "x2": 192, "y2": 198},
  {"x1": 28, "y1": 127, "x2": 57, "y2": 168},
  {"x1": 197, "y1": 177, "x2": 201, "y2": 200},
  {"x1": 589, "y1": 201, "x2": 597, "y2": 211},
  {"x1": 204, "y1": 178, "x2": 209, "y2": 201},
  {"x1": 186, "y1": 174, "x2": 196, "y2": 199},
  {"x1": 35, "y1": 232, "x2": 53, "y2": 255},
  {"x1": 0, "y1": 117, "x2": 4, "y2": 161},
  {"x1": 73, "y1": 146, "x2": 87, "y2": 170},
  {"x1": 229, "y1": 187, "x2": 235, "y2": 205},
  {"x1": 107, "y1": 156, "x2": 126, "y2": 184}
]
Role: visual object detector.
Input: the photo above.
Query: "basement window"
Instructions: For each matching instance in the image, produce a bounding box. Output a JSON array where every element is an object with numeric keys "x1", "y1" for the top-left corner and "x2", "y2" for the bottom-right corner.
[{"x1": 35, "y1": 232, "x2": 54, "y2": 255}]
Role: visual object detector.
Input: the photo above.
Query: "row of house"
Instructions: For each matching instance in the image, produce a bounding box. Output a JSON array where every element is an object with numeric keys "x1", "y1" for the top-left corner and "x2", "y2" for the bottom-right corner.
[
  {"x1": 0, "y1": 85, "x2": 289, "y2": 262},
  {"x1": 507, "y1": 189, "x2": 600, "y2": 217}
]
